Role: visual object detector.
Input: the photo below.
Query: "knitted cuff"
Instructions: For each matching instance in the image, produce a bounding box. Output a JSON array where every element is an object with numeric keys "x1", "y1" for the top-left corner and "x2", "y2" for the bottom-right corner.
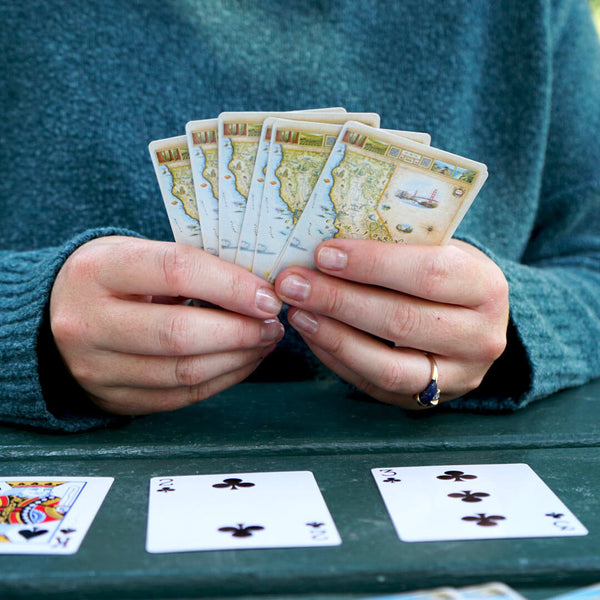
[{"x1": 0, "y1": 228, "x2": 140, "y2": 431}]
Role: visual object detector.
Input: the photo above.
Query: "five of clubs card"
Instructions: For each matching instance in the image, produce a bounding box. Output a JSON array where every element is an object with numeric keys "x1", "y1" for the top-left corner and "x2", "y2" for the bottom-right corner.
[{"x1": 372, "y1": 463, "x2": 588, "y2": 543}]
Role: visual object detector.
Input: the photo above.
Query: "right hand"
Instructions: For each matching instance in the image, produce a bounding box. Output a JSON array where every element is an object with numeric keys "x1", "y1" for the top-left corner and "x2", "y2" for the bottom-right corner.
[{"x1": 49, "y1": 236, "x2": 284, "y2": 415}]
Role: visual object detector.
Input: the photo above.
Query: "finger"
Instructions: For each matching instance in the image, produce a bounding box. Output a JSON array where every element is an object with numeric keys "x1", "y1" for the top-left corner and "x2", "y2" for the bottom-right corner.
[
  {"x1": 288, "y1": 307, "x2": 485, "y2": 402},
  {"x1": 88, "y1": 360, "x2": 263, "y2": 416},
  {"x1": 313, "y1": 238, "x2": 506, "y2": 307},
  {"x1": 305, "y1": 340, "x2": 431, "y2": 409},
  {"x1": 72, "y1": 346, "x2": 276, "y2": 390},
  {"x1": 276, "y1": 269, "x2": 487, "y2": 357},
  {"x1": 52, "y1": 297, "x2": 283, "y2": 358},
  {"x1": 68, "y1": 237, "x2": 283, "y2": 318},
  {"x1": 61, "y1": 299, "x2": 285, "y2": 356}
]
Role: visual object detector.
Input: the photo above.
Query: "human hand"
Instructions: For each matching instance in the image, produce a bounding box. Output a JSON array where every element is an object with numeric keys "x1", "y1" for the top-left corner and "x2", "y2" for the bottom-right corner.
[
  {"x1": 274, "y1": 239, "x2": 509, "y2": 409},
  {"x1": 49, "y1": 236, "x2": 284, "y2": 415}
]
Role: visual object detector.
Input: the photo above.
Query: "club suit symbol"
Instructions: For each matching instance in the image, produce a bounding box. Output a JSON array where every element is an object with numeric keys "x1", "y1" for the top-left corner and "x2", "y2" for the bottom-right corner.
[
  {"x1": 212, "y1": 478, "x2": 256, "y2": 491},
  {"x1": 218, "y1": 523, "x2": 265, "y2": 537}
]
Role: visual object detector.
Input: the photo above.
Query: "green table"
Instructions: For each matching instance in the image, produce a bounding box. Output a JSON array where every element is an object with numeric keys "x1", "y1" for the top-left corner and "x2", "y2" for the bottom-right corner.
[{"x1": 2, "y1": 379, "x2": 600, "y2": 600}]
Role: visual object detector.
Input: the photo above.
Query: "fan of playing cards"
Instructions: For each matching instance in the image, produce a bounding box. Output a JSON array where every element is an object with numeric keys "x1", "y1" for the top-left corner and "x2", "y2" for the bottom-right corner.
[{"x1": 149, "y1": 108, "x2": 488, "y2": 282}]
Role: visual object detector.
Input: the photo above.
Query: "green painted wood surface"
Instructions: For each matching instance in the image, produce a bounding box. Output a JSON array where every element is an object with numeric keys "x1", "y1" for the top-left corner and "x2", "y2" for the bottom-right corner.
[
  {"x1": 1, "y1": 379, "x2": 599, "y2": 599},
  {"x1": 2, "y1": 379, "x2": 599, "y2": 460}
]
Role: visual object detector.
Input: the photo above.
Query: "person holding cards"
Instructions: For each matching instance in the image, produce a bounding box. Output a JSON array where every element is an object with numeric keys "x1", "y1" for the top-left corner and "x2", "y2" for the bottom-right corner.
[{"x1": 0, "y1": 1, "x2": 599, "y2": 430}]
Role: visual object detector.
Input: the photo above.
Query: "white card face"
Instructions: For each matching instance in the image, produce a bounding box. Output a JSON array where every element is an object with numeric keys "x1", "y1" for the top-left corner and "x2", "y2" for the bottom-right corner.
[
  {"x1": 146, "y1": 470, "x2": 341, "y2": 553},
  {"x1": 149, "y1": 136, "x2": 204, "y2": 248},
  {"x1": 372, "y1": 464, "x2": 588, "y2": 542},
  {"x1": 0, "y1": 477, "x2": 113, "y2": 555}
]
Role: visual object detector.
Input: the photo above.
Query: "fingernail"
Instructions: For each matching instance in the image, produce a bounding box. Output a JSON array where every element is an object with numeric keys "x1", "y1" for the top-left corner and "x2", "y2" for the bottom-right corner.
[
  {"x1": 289, "y1": 309, "x2": 319, "y2": 334},
  {"x1": 261, "y1": 318, "x2": 284, "y2": 342},
  {"x1": 278, "y1": 274, "x2": 311, "y2": 302},
  {"x1": 255, "y1": 287, "x2": 282, "y2": 314},
  {"x1": 317, "y1": 246, "x2": 347, "y2": 270}
]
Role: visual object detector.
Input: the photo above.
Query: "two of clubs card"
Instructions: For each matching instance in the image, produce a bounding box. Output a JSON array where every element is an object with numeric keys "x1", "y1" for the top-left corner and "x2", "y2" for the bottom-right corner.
[
  {"x1": 146, "y1": 470, "x2": 341, "y2": 553},
  {"x1": 149, "y1": 108, "x2": 488, "y2": 282}
]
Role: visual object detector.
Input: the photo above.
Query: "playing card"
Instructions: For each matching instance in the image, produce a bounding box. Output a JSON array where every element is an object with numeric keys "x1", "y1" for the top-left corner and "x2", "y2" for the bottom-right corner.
[
  {"x1": 146, "y1": 470, "x2": 341, "y2": 553},
  {"x1": 234, "y1": 116, "x2": 277, "y2": 270},
  {"x1": 372, "y1": 464, "x2": 587, "y2": 542},
  {"x1": 546, "y1": 583, "x2": 600, "y2": 600},
  {"x1": 270, "y1": 121, "x2": 487, "y2": 280},
  {"x1": 149, "y1": 136, "x2": 203, "y2": 248},
  {"x1": 384, "y1": 130, "x2": 432, "y2": 145},
  {"x1": 186, "y1": 119, "x2": 220, "y2": 256},
  {"x1": 457, "y1": 582, "x2": 526, "y2": 600},
  {"x1": 217, "y1": 109, "x2": 348, "y2": 262},
  {"x1": 252, "y1": 119, "x2": 346, "y2": 280},
  {"x1": 364, "y1": 587, "x2": 462, "y2": 600},
  {"x1": 237, "y1": 111, "x2": 380, "y2": 272},
  {"x1": 0, "y1": 477, "x2": 113, "y2": 555}
]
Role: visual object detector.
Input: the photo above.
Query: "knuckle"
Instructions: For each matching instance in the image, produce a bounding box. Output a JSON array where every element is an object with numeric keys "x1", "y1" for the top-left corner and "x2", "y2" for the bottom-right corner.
[
  {"x1": 157, "y1": 312, "x2": 190, "y2": 355},
  {"x1": 322, "y1": 328, "x2": 346, "y2": 357},
  {"x1": 386, "y1": 303, "x2": 420, "y2": 342},
  {"x1": 225, "y1": 318, "x2": 252, "y2": 347},
  {"x1": 489, "y1": 269, "x2": 509, "y2": 299},
  {"x1": 227, "y1": 269, "x2": 248, "y2": 300},
  {"x1": 486, "y1": 273, "x2": 510, "y2": 313},
  {"x1": 173, "y1": 357, "x2": 205, "y2": 387},
  {"x1": 319, "y1": 285, "x2": 348, "y2": 317},
  {"x1": 182, "y1": 384, "x2": 211, "y2": 407},
  {"x1": 463, "y1": 372, "x2": 486, "y2": 394},
  {"x1": 63, "y1": 244, "x2": 103, "y2": 283},
  {"x1": 68, "y1": 358, "x2": 100, "y2": 388},
  {"x1": 482, "y1": 330, "x2": 508, "y2": 362},
  {"x1": 360, "y1": 254, "x2": 381, "y2": 284},
  {"x1": 160, "y1": 244, "x2": 194, "y2": 293},
  {"x1": 417, "y1": 249, "x2": 454, "y2": 297},
  {"x1": 50, "y1": 308, "x2": 81, "y2": 345},
  {"x1": 376, "y1": 359, "x2": 407, "y2": 393},
  {"x1": 475, "y1": 263, "x2": 509, "y2": 309}
]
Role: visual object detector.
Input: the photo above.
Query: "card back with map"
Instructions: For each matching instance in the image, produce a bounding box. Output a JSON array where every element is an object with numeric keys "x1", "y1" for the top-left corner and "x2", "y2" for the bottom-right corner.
[
  {"x1": 149, "y1": 136, "x2": 203, "y2": 249},
  {"x1": 271, "y1": 121, "x2": 488, "y2": 280}
]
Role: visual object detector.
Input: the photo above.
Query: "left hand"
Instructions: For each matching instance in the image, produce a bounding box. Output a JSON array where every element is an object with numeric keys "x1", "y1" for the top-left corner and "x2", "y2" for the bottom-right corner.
[{"x1": 274, "y1": 239, "x2": 510, "y2": 409}]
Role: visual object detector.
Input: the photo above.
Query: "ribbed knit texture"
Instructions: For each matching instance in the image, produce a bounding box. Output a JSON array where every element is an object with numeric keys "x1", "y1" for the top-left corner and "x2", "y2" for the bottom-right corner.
[
  {"x1": 1, "y1": 0, "x2": 599, "y2": 429},
  {"x1": 0, "y1": 229, "x2": 137, "y2": 430}
]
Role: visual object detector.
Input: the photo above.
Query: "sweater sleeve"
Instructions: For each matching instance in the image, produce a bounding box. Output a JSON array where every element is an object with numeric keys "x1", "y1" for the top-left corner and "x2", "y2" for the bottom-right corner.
[
  {"x1": 449, "y1": 0, "x2": 600, "y2": 411},
  {"x1": 0, "y1": 228, "x2": 141, "y2": 431}
]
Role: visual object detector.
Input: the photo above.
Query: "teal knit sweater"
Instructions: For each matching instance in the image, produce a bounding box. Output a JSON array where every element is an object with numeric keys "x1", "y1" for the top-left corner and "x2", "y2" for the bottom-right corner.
[{"x1": 1, "y1": 0, "x2": 599, "y2": 431}]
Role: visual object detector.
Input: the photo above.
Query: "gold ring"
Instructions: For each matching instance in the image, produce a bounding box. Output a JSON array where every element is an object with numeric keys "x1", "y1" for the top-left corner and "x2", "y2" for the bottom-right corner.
[{"x1": 414, "y1": 353, "x2": 441, "y2": 407}]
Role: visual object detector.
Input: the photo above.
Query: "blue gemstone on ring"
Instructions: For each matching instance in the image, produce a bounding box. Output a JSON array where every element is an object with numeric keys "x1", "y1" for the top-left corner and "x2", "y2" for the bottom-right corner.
[{"x1": 417, "y1": 379, "x2": 440, "y2": 406}]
